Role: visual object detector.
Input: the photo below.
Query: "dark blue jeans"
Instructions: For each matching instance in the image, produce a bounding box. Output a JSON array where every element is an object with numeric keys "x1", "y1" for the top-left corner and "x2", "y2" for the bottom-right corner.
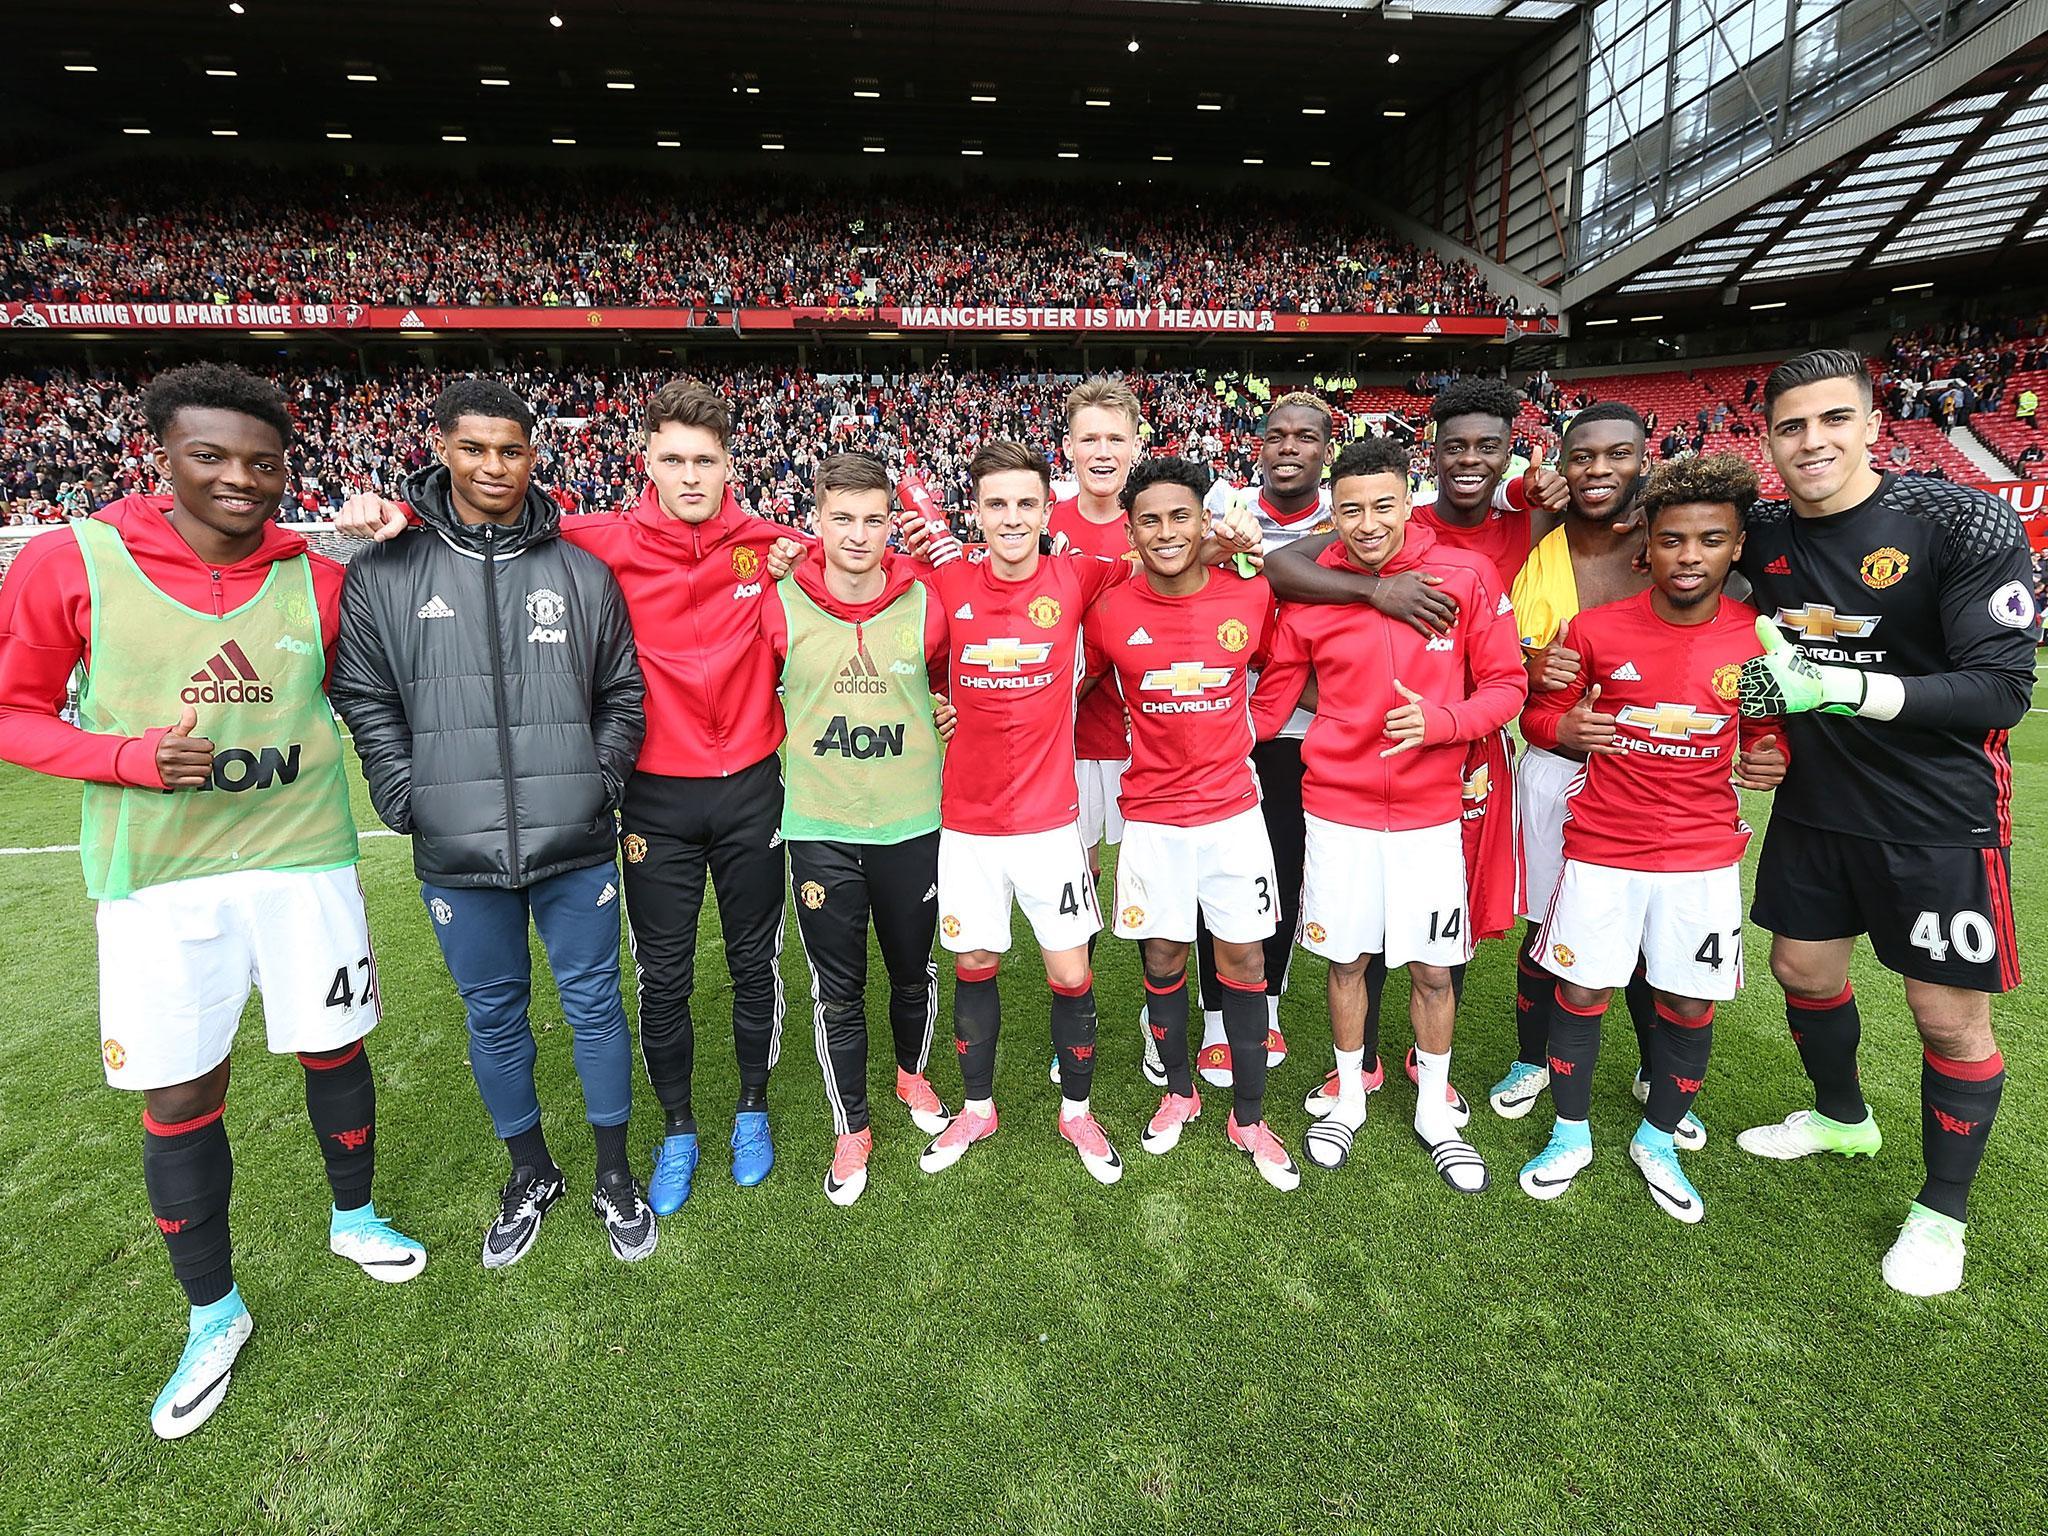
[{"x1": 422, "y1": 862, "x2": 632, "y2": 1138}]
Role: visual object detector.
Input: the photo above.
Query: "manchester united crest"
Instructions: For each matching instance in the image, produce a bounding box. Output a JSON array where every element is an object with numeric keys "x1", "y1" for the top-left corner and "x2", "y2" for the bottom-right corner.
[
  {"x1": 800, "y1": 881, "x2": 827, "y2": 910},
  {"x1": 941, "y1": 915, "x2": 962, "y2": 939},
  {"x1": 732, "y1": 546, "x2": 761, "y2": 579},
  {"x1": 102, "y1": 1038, "x2": 126, "y2": 1072},
  {"x1": 1217, "y1": 618, "x2": 1250, "y2": 653},
  {"x1": 622, "y1": 833, "x2": 648, "y2": 864},
  {"x1": 1305, "y1": 922, "x2": 1328, "y2": 944},
  {"x1": 1552, "y1": 943, "x2": 1576, "y2": 968},
  {"x1": 1027, "y1": 595, "x2": 1061, "y2": 629},
  {"x1": 1859, "y1": 546, "x2": 1909, "y2": 590},
  {"x1": 1713, "y1": 662, "x2": 1741, "y2": 701},
  {"x1": 1120, "y1": 905, "x2": 1145, "y2": 929}
]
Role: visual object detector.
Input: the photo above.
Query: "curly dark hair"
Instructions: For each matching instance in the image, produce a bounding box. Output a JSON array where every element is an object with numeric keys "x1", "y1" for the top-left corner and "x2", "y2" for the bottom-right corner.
[
  {"x1": 1430, "y1": 377, "x2": 1521, "y2": 431},
  {"x1": 1638, "y1": 452, "x2": 1759, "y2": 524},
  {"x1": 1119, "y1": 455, "x2": 1212, "y2": 511},
  {"x1": 1329, "y1": 437, "x2": 1411, "y2": 486},
  {"x1": 433, "y1": 376, "x2": 534, "y2": 437},
  {"x1": 141, "y1": 363, "x2": 291, "y2": 445}
]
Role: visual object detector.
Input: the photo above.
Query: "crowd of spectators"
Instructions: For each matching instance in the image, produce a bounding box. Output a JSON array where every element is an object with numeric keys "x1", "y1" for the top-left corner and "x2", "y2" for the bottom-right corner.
[
  {"x1": 1, "y1": 361, "x2": 1277, "y2": 531},
  {"x1": 1, "y1": 165, "x2": 1544, "y2": 319}
]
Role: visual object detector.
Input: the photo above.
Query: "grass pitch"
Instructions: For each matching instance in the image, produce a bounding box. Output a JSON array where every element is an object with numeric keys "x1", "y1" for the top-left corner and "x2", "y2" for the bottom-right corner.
[{"x1": 0, "y1": 716, "x2": 2043, "y2": 1535}]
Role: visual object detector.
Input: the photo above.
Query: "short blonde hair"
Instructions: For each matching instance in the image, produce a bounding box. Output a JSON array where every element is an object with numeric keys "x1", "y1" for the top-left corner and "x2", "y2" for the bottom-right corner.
[{"x1": 1064, "y1": 377, "x2": 1142, "y2": 431}]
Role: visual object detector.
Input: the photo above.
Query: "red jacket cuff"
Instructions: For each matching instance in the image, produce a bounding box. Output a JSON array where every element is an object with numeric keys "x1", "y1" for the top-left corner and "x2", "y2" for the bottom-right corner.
[
  {"x1": 116, "y1": 729, "x2": 169, "y2": 789},
  {"x1": 1421, "y1": 704, "x2": 1459, "y2": 745}
]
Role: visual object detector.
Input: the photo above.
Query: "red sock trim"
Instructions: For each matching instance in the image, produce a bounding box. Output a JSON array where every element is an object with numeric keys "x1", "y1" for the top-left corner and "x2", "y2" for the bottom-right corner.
[
  {"x1": 1048, "y1": 973, "x2": 1094, "y2": 998},
  {"x1": 1787, "y1": 983, "x2": 1854, "y2": 1011},
  {"x1": 298, "y1": 1041, "x2": 363, "y2": 1070},
  {"x1": 1655, "y1": 1001, "x2": 1714, "y2": 1029},
  {"x1": 1556, "y1": 994, "x2": 1607, "y2": 1018},
  {"x1": 1925, "y1": 1048, "x2": 2005, "y2": 1082},
  {"x1": 954, "y1": 962, "x2": 999, "y2": 984},
  {"x1": 1142, "y1": 974, "x2": 1187, "y2": 995},
  {"x1": 143, "y1": 1104, "x2": 225, "y2": 1138},
  {"x1": 1218, "y1": 974, "x2": 1266, "y2": 994}
]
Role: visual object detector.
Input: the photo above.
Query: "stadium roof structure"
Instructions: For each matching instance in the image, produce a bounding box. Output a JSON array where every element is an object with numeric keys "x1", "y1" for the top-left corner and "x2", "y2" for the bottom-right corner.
[
  {"x1": 5, "y1": 0, "x2": 1581, "y2": 167},
  {"x1": 1565, "y1": 0, "x2": 2048, "y2": 315}
]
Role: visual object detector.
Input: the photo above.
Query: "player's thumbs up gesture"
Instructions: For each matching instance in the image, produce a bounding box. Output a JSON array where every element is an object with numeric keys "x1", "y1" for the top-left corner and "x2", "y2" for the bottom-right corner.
[
  {"x1": 1558, "y1": 682, "x2": 1623, "y2": 755},
  {"x1": 1521, "y1": 459, "x2": 1569, "y2": 514},
  {"x1": 1733, "y1": 731, "x2": 1788, "y2": 792},
  {"x1": 1380, "y1": 678, "x2": 1432, "y2": 758},
  {"x1": 1739, "y1": 613, "x2": 1866, "y2": 717},
  {"x1": 156, "y1": 704, "x2": 216, "y2": 790}
]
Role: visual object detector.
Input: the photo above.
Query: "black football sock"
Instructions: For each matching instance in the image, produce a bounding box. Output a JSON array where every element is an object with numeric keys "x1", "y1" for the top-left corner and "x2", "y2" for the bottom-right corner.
[
  {"x1": 506, "y1": 1124, "x2": 557, "y2": 1176},
  {"x1": 299, "y1": 1043, "x2": 375, "y2": 1212},
  {"x1": 1449, "y1": 961, "x2": 1467, "y2": 1007},
  {"x1": 664, "y1": 1107, "x2": 698, "y2": 1137},
  {"x1": 142, "y1": 1104, "x2": 235, "y2": 1308},
  {"x1": 1049, "y1": 976, "x2": 1099, "y2": 1105},
  {"x1": 1787, "y1": 984, "x2": 1868, "y2": 1123},
  {"x1": 1644, "y1": 1002, "x2": 1714, "y2": 1134},
  {"x1": 735, "y1": 1083, "x2": 768, "y2": 1114},
  {"x1": 953, "y1": 963, "x2": 1001, "y2": 1102},
  {"x1": 592, "y1": 1121, "x2": 630, "y2": 1180},
  {"x1": 1547, "y1": 994, "x2": 1603, "y2": 1122},
  {"x1": 1361, "y1": 953, "x2": 1388, "y2": 1068},
  {"x1": 1513, "y1": 946, "x2": 1552, "y2": 1067},
  {"x1": 1624, "y1": 963, "x2": 1656, "y2": 1080},
  {"x1": 1917, "y1": 1049, "x2": 2005, "y2": 1223},
  {"x1": 1219, "y1": 976, "x2": 1271, "y2": 1126},
  {"x1": 1144, "y1": 970, "x2": 1193, "y2": 1098}
]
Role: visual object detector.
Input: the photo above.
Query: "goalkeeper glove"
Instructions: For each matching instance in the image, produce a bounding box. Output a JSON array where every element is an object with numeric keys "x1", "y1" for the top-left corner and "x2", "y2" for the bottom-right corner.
[{"x1": 1739, "y1": 615, "x2": 1902, "y2": 720}]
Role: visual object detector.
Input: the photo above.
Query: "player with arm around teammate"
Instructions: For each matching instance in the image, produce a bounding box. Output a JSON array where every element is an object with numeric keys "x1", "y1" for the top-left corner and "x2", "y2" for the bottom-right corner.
[
  {"x1": 0, "y1": 365, "x2": 421, "y2": 1439},
  {"x1": 1734, "y1": 350, "x2": 2037, "y2": 1295},
  {"x1": 1250, "y1": 438, "x2": 1529, "y2": 1192},
  {"x1": 1081, "y1": 456, "x2": 1300, "y2": 1191},
  {"x1": 1517, "y1": 455, "x2": 1787, "y2": 1222}
]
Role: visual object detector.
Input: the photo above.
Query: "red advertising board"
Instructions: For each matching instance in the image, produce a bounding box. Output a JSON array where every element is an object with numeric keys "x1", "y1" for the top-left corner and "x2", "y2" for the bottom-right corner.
[
  {"x1": 2, "y1": 299, "x2": 1538, "y2": 338},
  {"x1": 1979, "y1": 480, "x2": 2048, "y2": 551}
]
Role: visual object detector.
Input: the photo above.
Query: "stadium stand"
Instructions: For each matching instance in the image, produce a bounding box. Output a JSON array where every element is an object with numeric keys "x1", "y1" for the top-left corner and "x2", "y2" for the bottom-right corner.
[{"x1": 2, "y1": 167, "x2": 1534, "y2": 317}]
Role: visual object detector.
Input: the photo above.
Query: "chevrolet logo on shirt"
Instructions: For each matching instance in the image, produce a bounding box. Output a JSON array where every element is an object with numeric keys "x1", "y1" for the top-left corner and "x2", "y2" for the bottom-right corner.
[
  {"x1": 1775, "y1": 604, "x2": 1879, "y2": 642},
  {"x1": 1616, "y1": 702, "x2": 1728, "y2": 740},
  {"x1": 1139, "y1": 662, "x2": 1233, "y2": 696},
  {"x1": 961, "y1": 637, "x2": 1053, "y2": 673}
]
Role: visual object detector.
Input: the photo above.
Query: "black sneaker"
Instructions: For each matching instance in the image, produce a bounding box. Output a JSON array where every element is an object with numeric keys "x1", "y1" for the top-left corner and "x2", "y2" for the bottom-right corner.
[
  {"x1": 482, "y1": 1164, "x2": 564, "y2": 1271},
  {"x1": 592, "y1": 1168, "x2": 659, "y2": 1263}
]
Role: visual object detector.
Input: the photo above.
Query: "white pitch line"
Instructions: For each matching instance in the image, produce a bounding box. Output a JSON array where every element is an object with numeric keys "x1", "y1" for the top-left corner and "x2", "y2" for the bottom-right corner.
[{"x1": 0, "y1": 828, "x2": 408, "y2": 857}]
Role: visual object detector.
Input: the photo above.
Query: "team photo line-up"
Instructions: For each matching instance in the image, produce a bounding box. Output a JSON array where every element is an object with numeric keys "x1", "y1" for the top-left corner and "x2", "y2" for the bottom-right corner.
[{"x1": 0, "y1": 350, "x2": 2032, "y2": 1441}]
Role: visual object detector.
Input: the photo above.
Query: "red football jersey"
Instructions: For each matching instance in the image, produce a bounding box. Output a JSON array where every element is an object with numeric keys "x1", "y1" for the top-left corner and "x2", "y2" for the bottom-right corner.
[
  {"x1": 927, "y1": 552, "x2": 1130, "y2": 836},
  {"x1": 1522, "y1": 590, "x2": 1774, "y2": 872},
  {"x1": 1083, "y1": 571, "x2": 1271, "y2": 828},
  {"x1": 1413, "y1": 500, "x2": 1534, "y2": 586},
  {"x1": 1049, "y1": 495, "x2": 1139, "y2": 761}
]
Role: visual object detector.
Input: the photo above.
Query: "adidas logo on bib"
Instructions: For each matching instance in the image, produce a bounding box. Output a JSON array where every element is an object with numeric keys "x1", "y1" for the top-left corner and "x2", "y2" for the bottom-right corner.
[{"x1": 183, "y1": 640, "x2": 272, "y2": 704}]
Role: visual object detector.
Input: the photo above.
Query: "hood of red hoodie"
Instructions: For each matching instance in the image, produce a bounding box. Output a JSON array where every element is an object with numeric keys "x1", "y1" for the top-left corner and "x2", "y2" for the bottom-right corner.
[
  {"x1": 94, "y1": 493, "x2": 310, "y2": 575},
  {"x1": 790, "y1": 547, "x2": 921, "y2": 622},
  {"x1": 1317, "y1": 515, "x2": 1438, "y2": 578},
  {"x1": 627, "y1": 479, "x2": 749, "y2": 556}
]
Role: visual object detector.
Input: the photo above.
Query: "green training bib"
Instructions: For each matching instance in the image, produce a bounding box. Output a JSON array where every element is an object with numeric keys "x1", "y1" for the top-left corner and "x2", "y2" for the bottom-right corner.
[{"x1": 74, "y1": 517, "x2": 358, "y2": 900}]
